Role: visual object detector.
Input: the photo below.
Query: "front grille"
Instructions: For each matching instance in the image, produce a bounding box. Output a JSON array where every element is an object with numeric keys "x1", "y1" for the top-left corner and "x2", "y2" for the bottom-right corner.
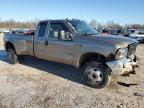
[{"x1": 127, "y1": 43, "x2": 138, "y2": 58}]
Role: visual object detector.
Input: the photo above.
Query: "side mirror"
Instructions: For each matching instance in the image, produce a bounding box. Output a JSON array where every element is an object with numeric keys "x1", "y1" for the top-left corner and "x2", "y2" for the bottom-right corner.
[{"x1": 58, "y1": 31, "x2": 74, "y2": 41}]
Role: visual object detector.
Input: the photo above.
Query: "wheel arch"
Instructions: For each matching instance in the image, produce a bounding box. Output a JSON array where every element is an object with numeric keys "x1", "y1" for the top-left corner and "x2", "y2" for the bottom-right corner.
[
  {"x1": 5, "y1": 41, "x2": 16, "y2": 52},
  {"x1": 79, "y1": 52, "x2": 107, "y2": 68},
  {"x1": 79, "y1": 52, "x2": 112, "y2": 75}
]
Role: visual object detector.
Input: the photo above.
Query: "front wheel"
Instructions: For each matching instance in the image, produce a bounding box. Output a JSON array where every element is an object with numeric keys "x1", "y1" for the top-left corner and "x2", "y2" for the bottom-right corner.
[{"x1": 82, "y1": 62, "x2": 111, "y2": 89}]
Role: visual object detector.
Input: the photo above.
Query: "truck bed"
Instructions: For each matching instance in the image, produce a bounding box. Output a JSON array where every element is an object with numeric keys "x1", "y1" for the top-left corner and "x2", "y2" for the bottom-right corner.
[{"x1": 4, "y1": 33, "x2": 34, "y2": 56}]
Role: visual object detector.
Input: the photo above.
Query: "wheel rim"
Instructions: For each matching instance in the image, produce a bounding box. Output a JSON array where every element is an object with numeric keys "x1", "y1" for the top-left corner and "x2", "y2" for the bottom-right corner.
[{"x1": 86, "y1": 68, "x2": 103, "y2": 83}]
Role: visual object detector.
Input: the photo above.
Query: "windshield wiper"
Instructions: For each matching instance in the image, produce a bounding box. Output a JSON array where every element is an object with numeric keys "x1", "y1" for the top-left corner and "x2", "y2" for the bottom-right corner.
[{"x1": 81, "y1": 33, "x2": 97, "y2": 36}]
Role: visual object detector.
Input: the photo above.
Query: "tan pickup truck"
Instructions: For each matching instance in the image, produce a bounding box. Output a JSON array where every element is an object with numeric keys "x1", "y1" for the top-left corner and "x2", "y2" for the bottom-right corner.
[{"x1": 4, "y1": 19, "x2": 138, "y2": 88}]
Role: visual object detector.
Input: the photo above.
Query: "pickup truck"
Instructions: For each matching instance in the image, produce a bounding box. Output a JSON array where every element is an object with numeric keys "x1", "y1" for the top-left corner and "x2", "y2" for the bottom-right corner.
[{"x1": 4, "y1": 19, "x2": 138, "y2": 89}]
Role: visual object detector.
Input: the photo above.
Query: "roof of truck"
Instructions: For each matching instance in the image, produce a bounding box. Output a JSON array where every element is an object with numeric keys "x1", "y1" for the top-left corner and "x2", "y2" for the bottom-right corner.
[{"x1": 39, "y1": 19, "x2": 81, "y2": 23}]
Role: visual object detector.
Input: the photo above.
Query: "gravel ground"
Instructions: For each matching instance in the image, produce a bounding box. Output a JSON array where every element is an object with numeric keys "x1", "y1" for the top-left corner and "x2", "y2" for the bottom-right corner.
[{"x1": 0, "y1": 35, "x2": 144, "y2": 108}]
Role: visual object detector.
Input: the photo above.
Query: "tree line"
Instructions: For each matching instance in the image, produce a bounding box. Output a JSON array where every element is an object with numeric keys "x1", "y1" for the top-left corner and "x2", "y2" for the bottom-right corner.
[
  {"x1": 89, "y1": 20, "x2": 144, "y2": 30},
  {"x1": 0, "y1": 19, "x2": 144, "y2": 30},
  {"x1": 0, "y1": 19, "x2": 38, "y2": 29}
]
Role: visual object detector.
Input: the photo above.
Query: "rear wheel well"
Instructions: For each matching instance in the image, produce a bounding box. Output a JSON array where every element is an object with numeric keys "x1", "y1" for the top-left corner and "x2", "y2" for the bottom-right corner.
[
  {"x1": 6, "y1": 42, "x2": 25, "y2": 64},
  {"x1": 6, "y1": 42, "x2": 15, "y2": 52},
  {"x1": 79, "y1": 53, "x2": 107, "y2": 68}
]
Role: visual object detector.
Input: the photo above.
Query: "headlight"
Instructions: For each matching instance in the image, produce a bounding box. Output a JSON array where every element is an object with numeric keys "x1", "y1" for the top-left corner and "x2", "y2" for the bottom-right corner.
[{"x1": 115, "y1": 48, "x2": 128, "y2": 59}]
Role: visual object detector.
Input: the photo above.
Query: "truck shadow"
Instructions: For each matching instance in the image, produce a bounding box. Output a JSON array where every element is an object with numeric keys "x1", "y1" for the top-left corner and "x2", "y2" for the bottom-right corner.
[
  {"x1": 0, "y1": 49, "x2": 85, "y2": 86},
  {"x1": 24, "y1": 56, "x2": 84, "y2": 85}
]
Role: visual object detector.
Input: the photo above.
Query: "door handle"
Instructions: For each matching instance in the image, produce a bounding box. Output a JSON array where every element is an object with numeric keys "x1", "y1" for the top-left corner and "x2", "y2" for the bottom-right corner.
[{"x1": 44, "y1": 40, "x2": 48, "y2": 46}]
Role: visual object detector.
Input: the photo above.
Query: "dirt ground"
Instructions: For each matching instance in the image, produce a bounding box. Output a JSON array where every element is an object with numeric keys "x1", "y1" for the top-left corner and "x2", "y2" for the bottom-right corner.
[{"x1": 0, "y1": 34, "x2": 144, "y2": 108}]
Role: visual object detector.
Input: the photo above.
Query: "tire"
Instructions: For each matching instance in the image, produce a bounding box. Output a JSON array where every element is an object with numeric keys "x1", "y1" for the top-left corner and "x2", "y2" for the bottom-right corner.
[
  {"x1": 7, "y1": 48, "x2": 18, "y2": 64},
  {"x1": 82, "y1": 61, "x2": 111, "y2": 89},
  {"x1": 7, "y1": 48, "x2": 25, "y2": 64}
]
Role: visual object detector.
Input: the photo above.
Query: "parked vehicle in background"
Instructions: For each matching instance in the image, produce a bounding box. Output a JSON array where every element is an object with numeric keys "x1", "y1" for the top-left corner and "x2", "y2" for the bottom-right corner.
[
  {"x1": 129, "y1": 30, "x2": 144, "y2": 43},
  {"x1": 119, "y1": 30, "x2": 132, "y2": 37},
  {"x1": 24, "y1": 30, "x2": 35, "y2": 36},
  {"x1": 130, "y1": 29, "x2": 136, "y2": 33},
  {"x1": 0, "y1": 30, "x2": 4, "y2": 36},
  {"x1": 4, "y1": 19, "x2": 139, "y2": 89},
  {"x1": 109, "y1": 29, "x2": 122, "y2": 35},
  {"x1": 1, "y1": 29, "x2": 10, "y2": 33},
  {"x1": 101, "y1": 29, "x2": 109, "y2": 35},
  {"x1": 111, "y1": 29, "x2": 144, "y2": 43},
  {"x1": 11, "y1": 29, "x2": 27, "y2": 35}
]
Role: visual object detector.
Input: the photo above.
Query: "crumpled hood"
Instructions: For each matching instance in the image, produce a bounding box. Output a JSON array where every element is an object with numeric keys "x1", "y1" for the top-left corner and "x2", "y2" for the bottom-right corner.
[{"x1": 78, "y1": 35, "x2": 138, "y2": 48}]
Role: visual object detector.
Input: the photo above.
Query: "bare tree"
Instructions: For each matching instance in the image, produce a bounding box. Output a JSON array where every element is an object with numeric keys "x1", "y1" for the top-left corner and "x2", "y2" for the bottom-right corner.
[
  {"x1": 89, "y1": 20, "x2": 98, "y2": 29},
  {"x1": 0, "y1": 18, "x2": 144, "y2": 30},
  {"x1": 0, "y1": 19, "x2": 37, "y2": 29},
  {"x1": 89, "y1": 20, "x2": 105, "y2": 29},
  {"x1": 129, "y1": 24, "x2": 143, "y2": 29},
  {"x1": 106, "y1": 21, "x2": 122, "y2": 29}
]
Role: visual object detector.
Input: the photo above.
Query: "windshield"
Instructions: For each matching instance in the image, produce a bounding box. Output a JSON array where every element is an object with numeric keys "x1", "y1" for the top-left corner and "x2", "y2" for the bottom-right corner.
[{"x1": 68, "y1": 20, "x2": 98, "y2": 36}]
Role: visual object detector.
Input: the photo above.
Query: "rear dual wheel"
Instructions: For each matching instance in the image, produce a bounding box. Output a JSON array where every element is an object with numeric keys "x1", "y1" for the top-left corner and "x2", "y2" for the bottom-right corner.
[{"x1": 7, "y1": 48, "x2": 25, "y2": 64}]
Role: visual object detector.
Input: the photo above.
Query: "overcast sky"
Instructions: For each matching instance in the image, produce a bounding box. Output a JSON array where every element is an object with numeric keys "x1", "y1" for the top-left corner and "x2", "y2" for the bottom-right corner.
[{"x1": 0, "y1": 0, "x2": 144, "y2": 24}]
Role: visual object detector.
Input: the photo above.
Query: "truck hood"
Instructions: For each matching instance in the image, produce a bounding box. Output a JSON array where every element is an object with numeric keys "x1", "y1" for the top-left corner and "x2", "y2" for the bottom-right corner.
[{"x1": 78, "y1": 35, "x2": 138, "y2": 48}]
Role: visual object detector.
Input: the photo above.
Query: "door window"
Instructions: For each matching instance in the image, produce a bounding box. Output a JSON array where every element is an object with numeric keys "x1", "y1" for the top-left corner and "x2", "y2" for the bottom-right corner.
[
  {"x1": 48, "y1": 23, "x2": 68, "y2": 38},
  {"x1": 38, "y1": 22, "x2": 47, "y2": 37}
]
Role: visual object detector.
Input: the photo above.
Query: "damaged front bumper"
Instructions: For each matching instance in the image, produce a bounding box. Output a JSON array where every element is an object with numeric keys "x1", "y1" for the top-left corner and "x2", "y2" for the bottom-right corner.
[{"x1": 106, "y1": 56, "x2": 138, "y2": 75}]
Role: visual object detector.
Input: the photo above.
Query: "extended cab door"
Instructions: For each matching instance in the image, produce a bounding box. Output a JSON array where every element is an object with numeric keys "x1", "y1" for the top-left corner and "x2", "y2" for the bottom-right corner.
[{"x1": 34, "y1": 22, "x2": 48, "y2": 59}]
